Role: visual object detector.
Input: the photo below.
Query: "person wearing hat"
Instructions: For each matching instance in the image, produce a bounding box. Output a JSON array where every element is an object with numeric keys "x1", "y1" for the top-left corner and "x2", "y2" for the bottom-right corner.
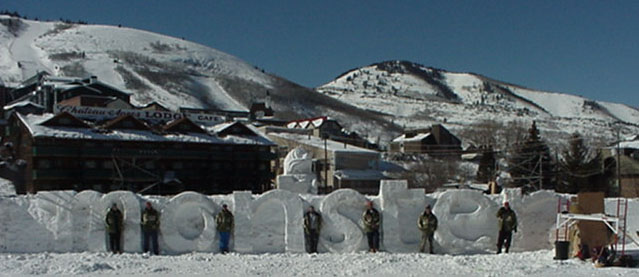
[
  {"x1": 417, "y1": 204, "x2": 438, "y2": 254},
  {"x1": 496, "y1": 201, "x2": 517, "y2": 254},
  {"x1": 105, "y1": 203, "x2": 124, "y2": 254},
  {"x1": 141, "y1": 201, "x2": 160, "y2": 255},
  {"x1": 362, "y1": 200, "x2": 381, "y2": 253},
  {"x1": 216, "y1": 204, "x2": 234, "y2": 253},
  {"x1": 303, "y1": 205, "x2": 322, "y2": 253}
]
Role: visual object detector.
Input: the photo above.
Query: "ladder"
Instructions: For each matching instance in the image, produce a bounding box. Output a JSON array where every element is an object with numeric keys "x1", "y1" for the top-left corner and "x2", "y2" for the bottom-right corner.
[
  {"x1": 555, "y1": 197, "x2": 571, "y2": 241},
  {"x1": 614, "y1": 198, "x2": 629, "y2": 256}
]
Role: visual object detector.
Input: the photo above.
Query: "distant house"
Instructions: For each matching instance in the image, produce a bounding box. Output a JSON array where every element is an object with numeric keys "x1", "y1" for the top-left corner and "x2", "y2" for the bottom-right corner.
[
  {"x1": 138, "y1": 101, "x2": 170, "y2": 112},
  {"x1": 390, "y1": 124, "x2": 462, "y2": 158},
  {"x1": 57, "y1": 95, "x2": 132, "y2": 109},
  {"x1": 5, "y1": 72, "x2": 131, "y2": 113},
  {"x1": 266, "y1": 131, "x2": 385, "y2": 195},
  {"x1": 286, "y1": 116, "x2": 376, "y2": 149},
  {"x1": 605, "y1": 136, "x2": 639, "y2": 197}
]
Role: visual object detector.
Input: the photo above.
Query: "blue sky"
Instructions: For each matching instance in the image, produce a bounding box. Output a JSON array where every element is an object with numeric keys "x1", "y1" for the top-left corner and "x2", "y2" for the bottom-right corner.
[{"x1": 3, "y1": 0, "x2": 638, "y2": 107}]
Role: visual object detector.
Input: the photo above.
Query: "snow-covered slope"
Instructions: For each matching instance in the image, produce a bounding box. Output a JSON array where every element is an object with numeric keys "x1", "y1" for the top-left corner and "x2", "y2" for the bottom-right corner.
[
  {"x1": 0, "y1": 16, "x2": 399, "y2": 143},
  {"x1": 3, "y1": 16, "x2": 638, "y2": 146},
  {"x1": 318, "y1": 61, "x2": 639, "y2": 145}
]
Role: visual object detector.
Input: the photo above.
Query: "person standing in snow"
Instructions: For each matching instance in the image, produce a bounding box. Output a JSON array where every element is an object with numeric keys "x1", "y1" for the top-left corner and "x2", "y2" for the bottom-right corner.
[
  {"x1": 417, "y1": 204, "x2": 438, "y2": 254},
  {"x1": 216, "y1": 204, "x2": 234, "y2": 253},
  {"x1": 105, "y1": 203, "x2": 124, "y2": 254},
  {"x1": 303, "y1": 206, "x2": 322, "y2": 253},
  {"x1": 496, "y1": 201, "x2": 517, "y2": 254},
  {"x1": 362, "y1": 201, "x2": 381, "y2": 253},
  {"x1": 141, "y1": 202, "x2": 160, "y2": 255}
]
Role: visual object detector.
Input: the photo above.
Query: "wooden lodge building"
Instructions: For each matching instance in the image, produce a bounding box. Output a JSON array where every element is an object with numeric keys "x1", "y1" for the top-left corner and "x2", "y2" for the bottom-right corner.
[
  {"x1": 2, "y1": 72, "x2": 277, "y2": 195},
  {"x1": 5, "y1": 112, "x2": 276, "y2": 195}
]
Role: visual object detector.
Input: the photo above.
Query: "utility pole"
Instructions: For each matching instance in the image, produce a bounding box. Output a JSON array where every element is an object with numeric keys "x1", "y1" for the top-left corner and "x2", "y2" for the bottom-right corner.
[
  {"x1": 539, "y1": 154, "x2": 543, "y2": 190},
  {"x1": 322, "y1": 133, "x2": 329, "y2": 194},
  {"x1": 616, "y1": 124, "x2": 621, "y2": 196}
]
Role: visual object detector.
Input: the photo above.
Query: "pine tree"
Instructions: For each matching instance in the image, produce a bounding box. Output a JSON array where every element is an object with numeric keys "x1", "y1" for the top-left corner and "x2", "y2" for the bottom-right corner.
[
  {"x1": 557, "y1": 133, "x2": 603, "y2": 193},
  {"x1": 508, "y1": 121, "x2": 555, "y2": 193},
  {"x1": 476, "y1": 146, "x2": 496, "y2": 183}
]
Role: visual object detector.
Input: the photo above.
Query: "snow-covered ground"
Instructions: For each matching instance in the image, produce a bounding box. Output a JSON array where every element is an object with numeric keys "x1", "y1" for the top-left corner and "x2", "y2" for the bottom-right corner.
[{"x1": 1, "y1": 249, "x2": 638, "y2": 276}]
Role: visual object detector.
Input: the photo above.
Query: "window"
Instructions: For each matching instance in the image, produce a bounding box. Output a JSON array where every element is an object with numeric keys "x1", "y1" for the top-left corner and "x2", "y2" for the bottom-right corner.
[
  {"x1": 85, "y1": 160, "x2": 97, "y2": 169},
  {"x1": 145, "y1": 161, "x2": 155, "y2": 169},
  {"x1": 59, "y1": 118, "x2": 72, "y2": 125},
  {"x1": 172, "y1": 161, "x2": 183, "y2": 170},
  {"x1": 37, "y1": 159, "x2": 51, "y2": 169},
  {"x1": 122, "y1": 121, "x2": 135, "y2": 128},
  {"x1": 103, "y1": 161, "x2": 114, "y2": 169}
]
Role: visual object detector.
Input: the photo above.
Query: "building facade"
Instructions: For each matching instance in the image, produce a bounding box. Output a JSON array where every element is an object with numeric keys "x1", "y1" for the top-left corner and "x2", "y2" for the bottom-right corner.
[{"x1": 5, "y1": 112, "x2": 276, "y2": 195}]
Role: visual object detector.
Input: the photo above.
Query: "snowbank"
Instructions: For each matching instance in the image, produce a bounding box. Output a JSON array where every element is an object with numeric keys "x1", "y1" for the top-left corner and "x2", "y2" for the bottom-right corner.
[{"x1": 1, "y1": 182, "x2": 636, "y2": 255}]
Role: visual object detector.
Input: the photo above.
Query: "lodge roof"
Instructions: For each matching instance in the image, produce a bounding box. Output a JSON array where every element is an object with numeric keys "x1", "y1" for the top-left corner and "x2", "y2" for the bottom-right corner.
[{"x1": 15, "y1": 112, "x2": 275, "y2": 146}]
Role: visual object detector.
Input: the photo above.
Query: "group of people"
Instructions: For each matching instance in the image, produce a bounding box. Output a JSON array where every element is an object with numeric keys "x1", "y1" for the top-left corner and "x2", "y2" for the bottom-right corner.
[
  {"x1": 105, "y1": 202, "x2": 234, "y2": 255},
  {"x1": 106, "y1": 200, "x2": 517, "y2": 255},
  {"x1": 305, "y1": 200, "x2": 517, "y2": 255}
]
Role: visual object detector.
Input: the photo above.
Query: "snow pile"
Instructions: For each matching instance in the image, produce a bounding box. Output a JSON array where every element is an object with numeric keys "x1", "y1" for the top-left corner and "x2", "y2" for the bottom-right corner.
[
  {"x1": 0, "y1": 178, "x2": 15, "y2": 196},
  {"x1": 1, "y1": 181, "x2": 635, "y2": 255}
]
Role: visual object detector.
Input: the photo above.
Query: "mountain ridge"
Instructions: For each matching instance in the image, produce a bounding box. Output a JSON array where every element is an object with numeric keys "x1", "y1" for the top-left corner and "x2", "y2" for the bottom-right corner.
[{"x1": 1, "y1": 16, "x2": 637, "y2": 146}]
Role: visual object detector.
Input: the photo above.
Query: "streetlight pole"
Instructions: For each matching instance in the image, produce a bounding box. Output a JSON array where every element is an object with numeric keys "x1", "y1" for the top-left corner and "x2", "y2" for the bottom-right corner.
[
  {"x1": 616, "y1": 124, "x2": 621, "y2": 196},
  {"x1": 322, "y1": 133, "x2": 329, "y2": 194}
]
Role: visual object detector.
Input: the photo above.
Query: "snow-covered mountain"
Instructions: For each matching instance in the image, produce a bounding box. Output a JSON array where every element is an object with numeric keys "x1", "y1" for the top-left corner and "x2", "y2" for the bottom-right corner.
[
  {"x1": 2, "y1": 16, "x2": 637, "y2": 147},
  {"x1": 0, "y1": 16, "x2": 400, "y2": 142},
  {"x1": 317, "y1": 60, "x2": 639, "y2": 146}
]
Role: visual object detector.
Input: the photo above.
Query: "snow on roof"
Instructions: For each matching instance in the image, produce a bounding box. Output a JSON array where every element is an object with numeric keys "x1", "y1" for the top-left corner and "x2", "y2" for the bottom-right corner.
[
  {"x1": 4, "y1": 100, "x2": 44, "y2": 110},
  {"x1": 269, "y1": 133, "x2": 378, "y2": 154},
  {"x1": 286, "y1": 116, "x2": 333, "y2": 129},
  {"x1": 392, "y1": 132, "x2": 431, "y2": 143},
  {"x1": 617, "y1": 140, "x2": 639, "y2": 150},
  {"x1": 18, "y1": 113, "x2": 274, "y2": 146},
  {"x1": 334, "y1": 169, "x2": 386, "y2": 180}
]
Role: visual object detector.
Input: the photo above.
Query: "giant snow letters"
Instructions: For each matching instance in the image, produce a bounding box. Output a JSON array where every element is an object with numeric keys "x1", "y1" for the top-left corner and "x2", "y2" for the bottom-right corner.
[{"x1": 3, "y1": 185, "x2": 628, "y2": 254}]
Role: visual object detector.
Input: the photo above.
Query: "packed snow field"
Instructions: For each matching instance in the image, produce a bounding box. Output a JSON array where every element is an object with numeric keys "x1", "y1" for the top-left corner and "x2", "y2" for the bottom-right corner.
[{"x1": 1, "y1": 250, "x2": 638, "y2": 276}]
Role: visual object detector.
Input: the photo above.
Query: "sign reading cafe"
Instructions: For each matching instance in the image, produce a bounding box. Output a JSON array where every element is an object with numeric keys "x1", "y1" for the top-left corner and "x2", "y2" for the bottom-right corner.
[{"x1": 55, "y1": 105, "x2": 225, "y2": 126}]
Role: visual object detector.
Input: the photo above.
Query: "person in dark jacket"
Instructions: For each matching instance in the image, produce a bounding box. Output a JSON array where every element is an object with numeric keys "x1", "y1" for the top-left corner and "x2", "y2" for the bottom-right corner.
[
  {"x1": 216, "y1": 204, "x2": 234, "y2": 253},
  {"x1": 303, "y1": 206, "x2": 322, "y2": 253},
  {"x1": 362, "y1": 201, "x2": 381, "y2": 253},
  {"x1": 141, "y1": 202, "x2": 160, "y2": 255},
  {"x1": 105, "y1": 203, "x2": 124, "y2": 254},
  {"x1": 418, "y1": 205, "x2": 438, "y2": 254},
  {"x1": 496, "y1": 201, "x2": 517, "y2": 254}
]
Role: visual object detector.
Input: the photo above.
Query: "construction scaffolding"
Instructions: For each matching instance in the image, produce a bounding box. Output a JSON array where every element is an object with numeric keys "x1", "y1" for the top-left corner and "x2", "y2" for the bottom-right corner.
[{"x1": 555, "y1": 197, "x2": 633, "y2": 257}]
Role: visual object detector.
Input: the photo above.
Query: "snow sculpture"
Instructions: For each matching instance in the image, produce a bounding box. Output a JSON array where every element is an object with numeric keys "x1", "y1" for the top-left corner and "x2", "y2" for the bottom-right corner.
[
  {"x1": 277, "y1": 147, "x2": 318, "y2": 194},
  {"x1": 30, "y1": 191, "x2": 77, "y2": 252},
  {"x1": 0, "y1": 187, "x2": 608, "y2": 254},
  {"x1": 319, "y1": 189, "x2": 369, "y2": 253},
  {"x1": 89, "y1": 190, "x2": 142, "y2": 252},
  {"x1": 250, "y1": 189, "x2": 304, "y2": 253},
  {"x1": 72, "y1": 190, "x2": 103, "y2": 251},
  {"x1": 283, "y1": 147, "x2": 313, "y2": 175},
  {"x1": 160, "y1": 192, "x2": 220, "y2": 253},
  {"x1": 434, "y1": 190, "x2": 498, "y2": 254},
  {"x1": 516, "y1": 190, "x2": 558, "y2": 251},
  {"x1": 379, "y1": 180, "x2": 430, "y2": 253},
  {"x1": 231, "y1": 191, "x2": 253, "y2": 253}
]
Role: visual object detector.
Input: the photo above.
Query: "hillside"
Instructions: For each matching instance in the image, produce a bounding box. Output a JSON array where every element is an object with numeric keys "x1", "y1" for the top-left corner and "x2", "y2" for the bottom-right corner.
[
  {"x1": 317, "y1": 61, "x2": 639, "y2": 147},
  {"x1": 0, "y1": 16, "x2": 400, "y2": 143},
  {"x1": 2, "y1": 16, "x2": 638, "y2": 147}
]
